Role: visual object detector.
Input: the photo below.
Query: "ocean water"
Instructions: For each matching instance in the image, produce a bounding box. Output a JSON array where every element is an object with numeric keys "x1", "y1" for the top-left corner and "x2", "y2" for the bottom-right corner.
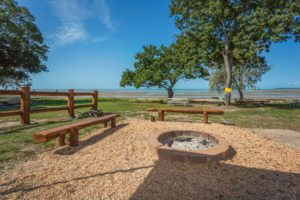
[{"x1": 31, "y1": 89, "x2": 300, "y2": 99}]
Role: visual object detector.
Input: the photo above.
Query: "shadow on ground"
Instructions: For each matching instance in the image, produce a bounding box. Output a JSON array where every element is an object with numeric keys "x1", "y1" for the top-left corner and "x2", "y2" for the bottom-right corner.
[
  {"x1": 0, "y1": 119, "x2": 72, "y2": 135},
  {"x1": 233, "y1": 103, "x2": 300, "y2": 110},
  {"x1": 0, "y1": 165, "x2": 154, "y2": 196},
  {"x1": 54, "y1": 123, "x2": 129, "y2": 155},
  {"x1": 1, "y1": 159, "x2": 298, "y2": 199},
  {"x1": 129, "y1": 160, "x2": 300, "y2": 200}
]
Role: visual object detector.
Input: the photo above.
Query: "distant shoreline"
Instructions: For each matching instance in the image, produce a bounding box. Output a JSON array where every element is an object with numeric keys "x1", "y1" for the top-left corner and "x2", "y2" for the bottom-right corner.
[
  {"x1": 29, "y1": 88, "x2": 300, "y2": 99},
  {"x1": 30, "y1": 88, "x2": 300, "y2": 91},
  {"x1": 1, "y1": 88, "x2": 299, "y2": 99}
]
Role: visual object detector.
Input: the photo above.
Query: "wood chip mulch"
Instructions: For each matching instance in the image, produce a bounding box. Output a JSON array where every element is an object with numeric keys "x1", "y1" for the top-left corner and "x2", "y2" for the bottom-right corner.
[{"x1": 0, "y1": 119, "x2": 299, "y2": 200}]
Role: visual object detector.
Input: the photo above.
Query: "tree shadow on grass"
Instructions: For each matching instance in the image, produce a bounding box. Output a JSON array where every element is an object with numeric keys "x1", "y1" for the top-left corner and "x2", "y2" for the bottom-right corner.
[
  {"x1": 0, "y1": 119, "x2": 72, "y2": 135},
  {"x1": 233, "y1": 102, "x2": 300, "y2": 110},
  {"x1": 129, "y1": 160, "x2": 300, "y2": 200},
  {"x1": 31, "y1": 98, "x2": 92, "y2": 109},
  {"x1": 54, "y1": 123, "x2": 128, "y2": 155}
]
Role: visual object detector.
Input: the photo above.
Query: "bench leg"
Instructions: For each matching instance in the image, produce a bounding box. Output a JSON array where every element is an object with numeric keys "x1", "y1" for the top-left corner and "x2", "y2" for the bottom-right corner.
[
  {"x1": 150, "y1": 116, "x2": 155, "y2": 122},
  {"x1": 158, "y1": 110, "x2": 164, "y2": 121},
  {"x1": 69, "y1": 128, "x2": 79, "y2": 146},
  {"x1": 203, "y1": 111, "x2": 208, "y2": 124},
  {"x1": 111, "y1": 118, "x2": 116, "y2": 128},
  {"x1": 56, "y1": 135, "x2": 66, "y2": 146},
  {"x1": 104, "y1": 122, "x2": 108, "y2": 128}
]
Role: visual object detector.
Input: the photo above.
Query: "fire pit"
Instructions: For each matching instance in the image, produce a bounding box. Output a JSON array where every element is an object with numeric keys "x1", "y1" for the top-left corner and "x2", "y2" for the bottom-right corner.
[{"x1": 148, "y1": 131, "x2": 232, "y2": 163}]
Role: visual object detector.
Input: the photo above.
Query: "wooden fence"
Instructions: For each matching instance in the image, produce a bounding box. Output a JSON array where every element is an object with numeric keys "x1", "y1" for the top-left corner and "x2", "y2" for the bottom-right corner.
[{"x1": 0, "y1": 86, "x2": 98, "y2": 124}]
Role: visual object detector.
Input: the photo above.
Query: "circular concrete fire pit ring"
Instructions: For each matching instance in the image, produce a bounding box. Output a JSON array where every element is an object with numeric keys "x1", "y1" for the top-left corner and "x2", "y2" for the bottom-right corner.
[{"x1": 148, "y1": 130, "x2": 232, "y2": 164}]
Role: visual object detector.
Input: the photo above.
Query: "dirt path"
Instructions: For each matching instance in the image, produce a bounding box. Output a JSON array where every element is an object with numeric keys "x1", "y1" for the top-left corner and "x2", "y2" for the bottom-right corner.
[
  {"x1": 0, "y1": 119, "x2": 299, "y2": 199},
  {"x1": 252, "y1": 129, "x2": 300, "y2": 151}
]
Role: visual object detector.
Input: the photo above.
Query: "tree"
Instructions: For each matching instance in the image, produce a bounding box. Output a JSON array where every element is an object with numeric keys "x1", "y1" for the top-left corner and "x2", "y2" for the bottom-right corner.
[
  {"x1": 120, "y1": 42, "x2": 208, "y2": 98},
  {"x1": 170, "y1": 0, "x2": 299, "y2": 105},
  {"x1": 0, "y1": 0, "x2": 48, "y2": 88},
  {"x1": 209, "y1": 55, "x2": 270, "y2": 101}
]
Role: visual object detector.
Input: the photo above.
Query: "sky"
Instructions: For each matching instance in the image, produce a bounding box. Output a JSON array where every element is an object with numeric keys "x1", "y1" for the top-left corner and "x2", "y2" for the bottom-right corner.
[{"x1": 16, "y1": 0, "x2": 300, "y2": 90}]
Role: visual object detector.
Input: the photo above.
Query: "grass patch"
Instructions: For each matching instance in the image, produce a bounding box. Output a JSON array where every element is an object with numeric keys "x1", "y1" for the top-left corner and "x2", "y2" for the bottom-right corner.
[{"x1": 0, "y1": 97, "x2": 299, "y2": 171}]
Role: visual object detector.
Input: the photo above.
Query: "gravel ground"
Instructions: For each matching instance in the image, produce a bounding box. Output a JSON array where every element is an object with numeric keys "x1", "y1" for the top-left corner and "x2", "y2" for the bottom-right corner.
[
  {"x1": 252, "y1": 129, "x2": 300, "y2": 150},
  {"x1": 0, "y1": 119, "x2": 299, "y2": 200}
]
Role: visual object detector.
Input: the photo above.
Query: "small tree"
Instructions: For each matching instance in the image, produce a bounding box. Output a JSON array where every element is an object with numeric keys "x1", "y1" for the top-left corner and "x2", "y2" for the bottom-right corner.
[
  {"x1": 120, "y1": 42, "x2": 208, "y2": 98},
  {"x1": 0, "y1": 0, "x2": 48, "y2": 88},
  {"x1": 210, "y1": 55, "x2": 270, "y2": 101},
  {"x1": 170, "y1": 0, "x2": 299, "y2": 105}
]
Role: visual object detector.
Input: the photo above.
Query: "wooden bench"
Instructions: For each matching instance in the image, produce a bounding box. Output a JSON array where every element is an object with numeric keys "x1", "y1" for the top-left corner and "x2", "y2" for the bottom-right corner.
[
  {"x1": 167, "y1": 98, "x2": 190, "y2": 106},
  {"x1": 146, "y1": 108, "x2": 224, "y2": 124},
  {"x1": 235, "y1": 99, "x2": 270, "y2": 105},
  {"x1": 189, "y1": 98, "x2": 225, "y2": 105},
  {"x1": 33, "y1": 113, "x2": 120, "y2": 146}
]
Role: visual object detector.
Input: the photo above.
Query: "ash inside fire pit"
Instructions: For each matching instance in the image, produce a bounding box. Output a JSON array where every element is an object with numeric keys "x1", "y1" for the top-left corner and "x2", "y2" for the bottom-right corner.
[{"x1": 167, "y1": 135, "x2": 217, "y2": 151}]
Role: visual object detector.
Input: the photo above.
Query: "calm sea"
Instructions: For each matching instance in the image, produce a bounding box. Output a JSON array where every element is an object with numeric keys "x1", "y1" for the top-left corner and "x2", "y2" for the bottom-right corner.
[{"x1": 31, "y1": 89, "x2": 300, "y2": 99}]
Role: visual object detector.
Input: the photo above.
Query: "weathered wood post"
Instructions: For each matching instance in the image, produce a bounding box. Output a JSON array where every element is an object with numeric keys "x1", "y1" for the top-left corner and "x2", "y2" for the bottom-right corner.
[
  {"x1": 150, "y1": 116, "x2": 156, "y2": 122},
  {"x1": 68, "y1": 89, "x2": 75, "y2": 118},
  {"x1": 20, "y1": 86, "x2": 30, "y2": 124},
  {"x1": 92, "y1": 90, "x2": 98, "y2": 110},
  {"x1": 111, "y1": 118, "x2": 116, "y2": 128},
  {"x1": 158, "y1": 110, "x2": 165, "y2": 121},
  {"x1": 69, "y1": 128, "x2": 79, "y2": 146},
  {"x1": 104, "y1": 122, "x2": 108, "y2": 128},
  {"x1": 56, "y1": 135, "x2": 66, "y2": 146},
  {"x1": 203, "y1": 111, "x2": 208, "y2": 124}
]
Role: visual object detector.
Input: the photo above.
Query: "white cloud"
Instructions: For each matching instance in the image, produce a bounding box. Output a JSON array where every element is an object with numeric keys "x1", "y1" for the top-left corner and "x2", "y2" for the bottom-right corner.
[
  {"x1": 91, "y1": 36, "x2": 109, "y2": 43},
  {"x1": 91, "y1": 0, "x2": 116, "y2": 31},
  {"x1": 49, "y1": 0, "x2": 116, "y2": 46},
  {"x1": 288, "y1": 81, "x2": 300, "y2": 86}
]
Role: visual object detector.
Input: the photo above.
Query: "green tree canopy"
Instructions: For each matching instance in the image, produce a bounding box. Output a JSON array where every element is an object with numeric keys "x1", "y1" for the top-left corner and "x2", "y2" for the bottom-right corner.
[
  {"x1": 209, "y1": 54, "x2": 270, "y2": 101},
  {"x1": 170, "y1": 0, "x2": 299, "y2": 105},
  {"x1": 120, "y1": 41, "x2": 208, "y2": 98},
  {"x1": 0, "y1": 0, "x2": 48, "y2": 88}
]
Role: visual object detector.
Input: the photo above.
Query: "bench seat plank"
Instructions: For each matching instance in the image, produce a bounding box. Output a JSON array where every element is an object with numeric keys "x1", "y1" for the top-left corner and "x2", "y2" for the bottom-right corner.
[
  {"x1": 34, "y1": 113, "x2": 120, "y2": 143},
  {"x1": 146, "y1": 108, "x2": 224, "y2": 115},
  {"x1": 146, "y1": 108, "x2": 223, "y2": 124}
]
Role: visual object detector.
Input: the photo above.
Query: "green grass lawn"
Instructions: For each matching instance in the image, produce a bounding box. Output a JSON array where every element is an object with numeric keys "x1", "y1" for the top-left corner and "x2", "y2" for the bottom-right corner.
[{"x1": 0, "y1": 97, "x2": 299, "y2": 171}]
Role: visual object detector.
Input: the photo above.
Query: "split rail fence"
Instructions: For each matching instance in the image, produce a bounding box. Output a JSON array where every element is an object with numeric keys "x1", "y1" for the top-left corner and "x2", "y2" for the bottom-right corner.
[{"x1": 0, "y1": 86, "x2": 98, "y2": 124}]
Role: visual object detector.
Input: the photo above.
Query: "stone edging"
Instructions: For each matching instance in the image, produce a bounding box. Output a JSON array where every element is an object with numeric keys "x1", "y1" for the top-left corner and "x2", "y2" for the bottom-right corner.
[{"x1": 148, "y1": 130, "x2": 233, "y2": 164}]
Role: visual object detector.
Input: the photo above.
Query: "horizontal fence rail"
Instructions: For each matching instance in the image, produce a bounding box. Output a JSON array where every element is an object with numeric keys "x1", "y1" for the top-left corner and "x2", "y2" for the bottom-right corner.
[
  {"x1": 0, "y1": 87, "x2": 98, "y2": 124},
  {"x1": 0, "y1": 90, "x2": 22, "y2": 95},
  {"x1": 0, "y1": 110, "x2": 22, "y2": 117},
  {"x1": 30, "y1": 91, "x2": 69, "y2": 96}
]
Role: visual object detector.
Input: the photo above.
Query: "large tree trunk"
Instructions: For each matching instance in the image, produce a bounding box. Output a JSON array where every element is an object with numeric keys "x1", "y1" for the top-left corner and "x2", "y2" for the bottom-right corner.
[
  {"x1": 222, "y1": 22, "x2": 233, "y2": 106},
  {"x1": 236, "y1": 84, "x2": 244, "y2": 101},
  {"x1": 167, "y1": 88, "x2": 174, "y2": 98},
  {"x1": 223, "y1": 54, "x2": 233, "y2": 105},
  {"x1": 233, "y1": 76, "x2": 244, "y2": 102},
  {"x1": 236, "y1": 67, "x2": 244, "y2": 101}
]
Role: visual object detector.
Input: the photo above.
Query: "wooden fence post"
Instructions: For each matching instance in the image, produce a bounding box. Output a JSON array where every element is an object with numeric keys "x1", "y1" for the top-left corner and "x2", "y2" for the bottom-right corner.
[
  {"x1": 158, "y1": 110, "x2": 165, "y2": 121},
  {"x1": 92, "y1": 90, "x2": 98, "y2": 110},
  {"x1": 20, "y1": 86, "x2": 30, "y2": 124},
  {"x1": 68, "y1": 89, "x2": 75, "y2": 118},
  {"x1": 203, "y1": 111, "x2": 208, "y2": 124}
]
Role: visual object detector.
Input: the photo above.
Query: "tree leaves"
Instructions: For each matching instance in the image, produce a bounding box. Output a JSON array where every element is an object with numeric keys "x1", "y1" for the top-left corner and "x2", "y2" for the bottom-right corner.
[
  {"x1": 170, "y1": 0, "x2": 299, "y2": 102},
  {"x1": 0, "y1": 0, "x2": 48, "y2": 88},
  {"x1": 120, "y1": 41, "x2": 208, "y2": 97}
]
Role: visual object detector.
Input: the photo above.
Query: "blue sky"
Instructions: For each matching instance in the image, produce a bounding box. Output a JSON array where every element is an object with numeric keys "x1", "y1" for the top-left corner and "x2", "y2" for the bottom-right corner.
[{"x1": 17, "y1": 0, "x2": 300, "y2": 89}]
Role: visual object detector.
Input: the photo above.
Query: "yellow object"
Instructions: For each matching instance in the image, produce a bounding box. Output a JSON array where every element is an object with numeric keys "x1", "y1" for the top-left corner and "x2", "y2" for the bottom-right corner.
[{"x1": 224, "y1": 88, "x2": 232, "y2": 93}]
